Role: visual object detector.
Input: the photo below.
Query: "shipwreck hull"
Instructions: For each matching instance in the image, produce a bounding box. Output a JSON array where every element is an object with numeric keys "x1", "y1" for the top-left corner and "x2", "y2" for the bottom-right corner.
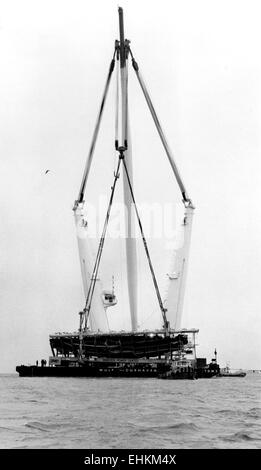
[
  {"x1": 49, "y1": 332, "x2": 188, "y2": 360},
  {"x1": 16, "y1": 331, "x2": 203, "y2": 379}
]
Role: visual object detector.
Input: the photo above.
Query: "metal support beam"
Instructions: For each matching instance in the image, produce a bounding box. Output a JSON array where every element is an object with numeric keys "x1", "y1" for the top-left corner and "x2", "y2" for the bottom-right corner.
[{"x1": 130, "y1": 50, "x2": 193, "y2": 206}]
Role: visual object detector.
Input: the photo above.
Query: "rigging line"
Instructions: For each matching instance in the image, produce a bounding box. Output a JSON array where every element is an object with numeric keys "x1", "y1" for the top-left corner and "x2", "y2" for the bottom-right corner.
[
  {"x1": 77, "y1": 49, "x2": 117, "y2": 205},
  {"x1": 121, "y1": 157, "x2": 168, "y2": 330},
  {"x1": 84, "y1": 156, "x2": 122, "y2": 326},
  {"x1": 174, "y1": 258, "x2": 186, "y2": 331},
  {"x1": 129, "y1": 48, "x2": 192, "y2": 206},
  {"x1": 84, "y1": 163, "x2": 121, "y2": 329},
  {"x1": 84, "y1": 158, "x2": 121, "y2": 320}
]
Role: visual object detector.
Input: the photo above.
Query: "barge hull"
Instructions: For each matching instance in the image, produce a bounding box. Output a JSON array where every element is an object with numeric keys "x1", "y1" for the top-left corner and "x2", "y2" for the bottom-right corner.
[
  {"x1": 16, "y1": 363, "x2": 168, "y2": 378},
  {"x1": 16, "y1": 362, "x2": 219, "y2": 379}
]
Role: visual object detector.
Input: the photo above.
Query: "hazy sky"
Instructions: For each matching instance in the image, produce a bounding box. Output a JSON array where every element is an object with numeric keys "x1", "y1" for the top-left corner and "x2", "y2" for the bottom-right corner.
[{"x1": 0, "y1": 0, "x2": 261, "y2": 372}]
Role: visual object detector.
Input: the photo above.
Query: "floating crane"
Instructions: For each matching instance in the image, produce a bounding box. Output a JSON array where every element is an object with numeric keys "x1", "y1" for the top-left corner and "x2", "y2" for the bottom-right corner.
[
  {"x1": 17, "y1": 8, "x2": 209, "y2": 379},
  {"x1": 73, "y1": 7, "x2": 195, "y2": 335}
]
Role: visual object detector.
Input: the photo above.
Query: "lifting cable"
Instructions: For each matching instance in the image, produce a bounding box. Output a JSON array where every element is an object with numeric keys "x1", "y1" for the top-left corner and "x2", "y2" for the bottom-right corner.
[
  {"x1": 84, "y1": 149, "x2": 168, "y2": 331},
  {"x1": 121, "y1": 156, "x2": 168, "y2": 330},
  {"x1": 83, "y1": 156, "x2": 122, "y2": 328},
  {"x1": 82, "y1": 44, "x2": 169, "y2": 332}
]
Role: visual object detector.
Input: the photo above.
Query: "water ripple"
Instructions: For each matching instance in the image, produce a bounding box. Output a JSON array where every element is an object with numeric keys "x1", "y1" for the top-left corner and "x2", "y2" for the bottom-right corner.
[{"x1": 0, "y1": 373, "x2": 260, "y2": 449}]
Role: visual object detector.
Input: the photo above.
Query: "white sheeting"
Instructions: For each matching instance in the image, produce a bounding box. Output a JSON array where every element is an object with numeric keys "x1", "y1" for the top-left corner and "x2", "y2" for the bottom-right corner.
[
  {"x1": 165, "y1": 205, "x2": 194, "y2": 330},
  {"x1": 74, "y1": 204, "x2": 109, "y2": 332}
]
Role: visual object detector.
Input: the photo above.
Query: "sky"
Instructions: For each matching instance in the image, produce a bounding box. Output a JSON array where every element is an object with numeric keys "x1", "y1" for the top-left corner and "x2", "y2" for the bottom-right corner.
[{"x1": 0, "y1": 0, "x2": 261, "y2": 372}]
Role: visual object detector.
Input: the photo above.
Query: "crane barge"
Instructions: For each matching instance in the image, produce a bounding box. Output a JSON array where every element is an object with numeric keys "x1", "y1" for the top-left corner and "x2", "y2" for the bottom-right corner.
[{"x1": 16, "y1": 8, "x2": 219, "y2": 379}]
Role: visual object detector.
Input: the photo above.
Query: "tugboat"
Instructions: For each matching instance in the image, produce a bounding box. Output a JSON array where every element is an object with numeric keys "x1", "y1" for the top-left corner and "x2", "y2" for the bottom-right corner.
[
  {"x1": 195, "y1": 349, "x2": 220, "y2": 378},
  {"x1": 16, "y1": 7, "x2": 208, "y2": 379},
  {"x1": 219, "y1": 364, "x2": 246, "y2": 377}
]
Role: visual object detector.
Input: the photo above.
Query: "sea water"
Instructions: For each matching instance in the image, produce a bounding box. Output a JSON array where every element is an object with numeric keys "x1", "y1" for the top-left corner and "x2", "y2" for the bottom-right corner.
[{"x1": 0, "y1": 372, "x2": 260, "y2": 449}]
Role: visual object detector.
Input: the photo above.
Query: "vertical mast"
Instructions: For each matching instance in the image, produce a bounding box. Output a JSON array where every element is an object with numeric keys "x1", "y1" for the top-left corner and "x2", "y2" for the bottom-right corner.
[
  {"x1": 118, "y1": 8, "x2": 126, "y2": 70},
  {"x1": 118, "y1": 7, "x2": 138, "y2": 331}
]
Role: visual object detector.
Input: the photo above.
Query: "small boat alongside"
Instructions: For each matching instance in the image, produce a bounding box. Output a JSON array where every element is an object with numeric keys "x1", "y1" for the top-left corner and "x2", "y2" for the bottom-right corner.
[{"x1": 219, "y1": 366, "x2": 246, "y2": 378}]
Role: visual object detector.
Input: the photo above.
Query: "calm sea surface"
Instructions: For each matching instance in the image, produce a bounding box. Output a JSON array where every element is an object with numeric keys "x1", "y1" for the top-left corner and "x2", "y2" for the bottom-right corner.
[{"x1": 0, "y1": 373, "x2": 260, "y2": 449}]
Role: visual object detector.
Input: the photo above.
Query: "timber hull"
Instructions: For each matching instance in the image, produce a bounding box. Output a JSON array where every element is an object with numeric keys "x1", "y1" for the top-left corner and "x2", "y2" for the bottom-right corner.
[
  {"x1": 17, "y1": 331, "x2": 214, "y2": 379},
  {"x1": 49, "y1": 332, "x2": 189, "y2": 359}
]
